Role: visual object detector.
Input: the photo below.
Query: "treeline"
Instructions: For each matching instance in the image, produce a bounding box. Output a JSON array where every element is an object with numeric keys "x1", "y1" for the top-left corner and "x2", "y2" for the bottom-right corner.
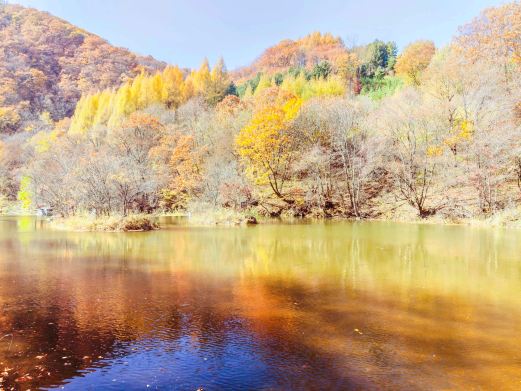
[{"x1": 2, "y1": 3, "x2": 521, "y2": 223}]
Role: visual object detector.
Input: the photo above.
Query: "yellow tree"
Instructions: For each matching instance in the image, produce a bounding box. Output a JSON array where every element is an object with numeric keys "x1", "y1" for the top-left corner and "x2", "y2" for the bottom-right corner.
[
  {"x1": 162, "y1": 65, "x2": 187, "y2": 108},
  {"x1": 301, "y1": 76, "x2": 346, "y2": 99},
  {"x1": 148, "y1": 73, "x2": 164, "y2": 105},
  {"x1": 131, "y1": 73, "x2": 146, "y2": 109},
  {"x1": 182, "y1": 77, "x2": 195, "y2": 102},
  {"x1": 108, "y1": 82, "x2": 134, "y2": 127},
  {"x1": 70, "y1": 65, "x2": 193, "y2": 133},
  {"x1": 190, "y1": 58, "x2": 212, "y2": 95},
  {"x1": 93, "y1": 89, "x2": 115, "y2": 126},
  {"x1": 253, "y1": 74, "x2": 273, "y2": 97},
  {"x1": 69, "y1": 93, "x2": 99, "y2": 134},
  {"x1": 29, "y1": 128, "x2": 62, "y2": 154},
  {"x1": 395, "y1": 40, "x2": 436, "y2": 85},
  {"x1": 208, "y1": 57, "x2": 230, "y2": 104},
  {"x1": 280, "y1": 73, "x2": 307, "y2": 97},
  {"x1": 130, "y1": 72, "x2": 162, "y2": 109},
  {"x1": 236, "y1": 94, "x2": 302, "y2": 199},
  {"x1": 242, "y1": 84, "x2": 254, "y2": 99},
  {"x1": 17, "y1": 176, "x2": 32, "y2": 211}
]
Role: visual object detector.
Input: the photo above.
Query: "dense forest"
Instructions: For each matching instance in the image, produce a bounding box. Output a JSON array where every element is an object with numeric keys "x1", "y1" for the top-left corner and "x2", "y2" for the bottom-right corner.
[{"x1": 1, "y1": 2, "x2": 521, "y2": 224}]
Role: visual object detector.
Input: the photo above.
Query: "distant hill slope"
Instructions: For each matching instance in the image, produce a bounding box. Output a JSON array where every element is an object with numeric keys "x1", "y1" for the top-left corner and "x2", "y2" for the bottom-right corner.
[
  {"x1": 232, "y1": 32, "x2": 349, "y2": 82},
  {"x1": 0, "y1": 4, "x2": 165, "y2": 132}
]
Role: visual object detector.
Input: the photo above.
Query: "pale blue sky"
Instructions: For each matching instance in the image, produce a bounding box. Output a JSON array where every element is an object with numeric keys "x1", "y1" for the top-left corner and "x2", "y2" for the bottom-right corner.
[{"x1": 12, "y1": 0, "x2": 508, "y2": 69}]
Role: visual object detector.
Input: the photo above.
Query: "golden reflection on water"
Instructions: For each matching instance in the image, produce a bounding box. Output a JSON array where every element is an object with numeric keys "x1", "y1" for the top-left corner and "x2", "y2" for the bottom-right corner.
[{"x1": 1, "y1": 217, "x2": 521, "y2": 389}]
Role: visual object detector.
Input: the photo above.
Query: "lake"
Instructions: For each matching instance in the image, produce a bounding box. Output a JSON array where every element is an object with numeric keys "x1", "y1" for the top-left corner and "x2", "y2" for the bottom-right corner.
[{"x1": 1, "y1": 216, "x2": 521, "y2": 390}]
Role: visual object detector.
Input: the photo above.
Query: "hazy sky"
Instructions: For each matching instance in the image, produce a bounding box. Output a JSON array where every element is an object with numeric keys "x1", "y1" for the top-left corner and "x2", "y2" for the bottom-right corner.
[{"x1": 11, "y1": 0, "x2": 508, "y2": 69}]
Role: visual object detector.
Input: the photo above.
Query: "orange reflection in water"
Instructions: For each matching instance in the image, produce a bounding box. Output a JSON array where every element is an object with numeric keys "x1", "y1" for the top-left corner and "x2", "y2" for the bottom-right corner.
[{"x1": 1, "y1": 218, "x2": 521, "y2": 389}]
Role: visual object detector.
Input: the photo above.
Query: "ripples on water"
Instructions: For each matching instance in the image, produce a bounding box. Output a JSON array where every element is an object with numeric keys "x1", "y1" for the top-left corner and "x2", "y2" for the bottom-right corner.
[{"x1": 1, "y1": 216, "x2": 521, "y2": 390}]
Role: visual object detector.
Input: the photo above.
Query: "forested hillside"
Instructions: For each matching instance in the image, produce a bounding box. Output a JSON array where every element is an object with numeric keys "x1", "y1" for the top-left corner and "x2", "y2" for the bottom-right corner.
[
  {"x1": 232, "y1": 32, "x2": 400, "y2": 98},
  {"x1": 0, "y1": 4, "x2": 165, "y2": 133},
  {"x1": 232, "y1": 32, "x2": 349, "y2": 81},
  {"x1": 1, "y1": 2, "x2": 521, "y2": 227}
]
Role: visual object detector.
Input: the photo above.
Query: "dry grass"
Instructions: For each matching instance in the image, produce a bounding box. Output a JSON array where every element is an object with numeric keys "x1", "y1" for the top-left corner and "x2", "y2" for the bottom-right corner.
[
  {"x1": 50, "y1": 214, "x2": 159, "y2": 232},
  {"x1": 187, "y1": 203, "x2": 258, "y2": 226},
  {"x1": 0, "y1": 200, "x2": 29, "y2": 216},
  {"x1": 467, "y1": 207, "x2": 521, "y2": 229}
]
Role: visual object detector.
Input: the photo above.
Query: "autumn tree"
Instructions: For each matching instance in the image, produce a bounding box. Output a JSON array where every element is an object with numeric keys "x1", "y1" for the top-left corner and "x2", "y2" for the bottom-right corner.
[
  {"x1": 336, "y1": 52, "x2": 360, "y2": 93},
  {"x1": 457, "y1": 2, "x2": 521, "y2": 64},
  {"x1": 161, "y1": 66, "x2": 188, "y2": 108},
  {"x1": 236, "y1": 92, "x2": 302, "y2": 201},
  {"x1": 0, "y1": 106, "x2": 21, "y2": 134},
  {"x1": 207, "y1": 57, "x2": 232, "y2": 105},
  {"x1": 456, "y1": 2, "x2": 521, "y2": 91},
  {"x1": 157, "y1": 134, "x2": 206, "y2": 209},
  {"x1": 395, "y1": 40, "x2": 436, "y2": 85}
]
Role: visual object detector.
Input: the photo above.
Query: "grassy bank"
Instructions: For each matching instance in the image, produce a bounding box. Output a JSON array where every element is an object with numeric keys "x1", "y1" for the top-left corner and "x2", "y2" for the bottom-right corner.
[
  {"x1": 3, "y1": 204, "x2": 521, "y2": 231},
  {"x1": 184, "y1": 206, "x2": 258, "y2": 226},
  {"x1": 0, "y1": 200, "x2": 28, "y2": 216},
  {"x1": 49, "y1": 214, "x2": 159, "y2": 232},
  {"x1": 374, "y1": 202, "x2": 521, "y2": 229}
]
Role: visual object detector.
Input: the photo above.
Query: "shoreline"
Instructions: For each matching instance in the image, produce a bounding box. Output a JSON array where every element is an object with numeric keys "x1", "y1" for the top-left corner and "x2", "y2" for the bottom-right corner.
[{"x1": 2, "y1": 211, "x2": 521, "y2": 232}]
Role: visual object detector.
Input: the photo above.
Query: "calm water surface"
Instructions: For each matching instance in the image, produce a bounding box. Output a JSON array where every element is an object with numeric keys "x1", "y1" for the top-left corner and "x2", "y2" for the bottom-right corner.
[{"x1": 1, "y1": 216, "x2": 521, "y2": 390}]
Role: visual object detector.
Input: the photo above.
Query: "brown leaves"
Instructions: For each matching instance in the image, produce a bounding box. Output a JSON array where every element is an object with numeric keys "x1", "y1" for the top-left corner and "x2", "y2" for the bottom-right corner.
[{"x1": 456, "y1": 3, "x2": 521, "y2": 64}]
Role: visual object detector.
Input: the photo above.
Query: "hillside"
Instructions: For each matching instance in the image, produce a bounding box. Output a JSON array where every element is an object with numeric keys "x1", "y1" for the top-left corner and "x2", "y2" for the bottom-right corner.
[
  {"x1": 0, "y1": 0, "x2": 518, "y2": 228},
  {"x1": 232, "y1": 32, "x2": 349, "y2": 82},
  {"x1": 0, "y1": 4, "x2": 165, "y2": 133}
]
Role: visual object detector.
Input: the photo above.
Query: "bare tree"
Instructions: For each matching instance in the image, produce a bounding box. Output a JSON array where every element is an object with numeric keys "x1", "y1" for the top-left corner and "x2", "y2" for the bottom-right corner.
[{"x1": 381, "y1": 89, "x2": 448, "y2": 218}]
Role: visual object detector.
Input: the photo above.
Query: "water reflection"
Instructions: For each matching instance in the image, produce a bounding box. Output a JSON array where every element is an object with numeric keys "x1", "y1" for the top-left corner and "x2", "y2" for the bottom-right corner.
[{"x1": 1, "y1": 217, "x2": 521, "y2": 389}]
